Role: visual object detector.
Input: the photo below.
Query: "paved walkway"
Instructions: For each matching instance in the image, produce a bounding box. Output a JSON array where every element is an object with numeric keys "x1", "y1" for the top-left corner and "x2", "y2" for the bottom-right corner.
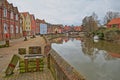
[
  {"x1": 0, "y1": 37, "x2": 24, "y2": 45},
  {"x1": 0, "y1": 36, "x2": 54, "y2": 80}
]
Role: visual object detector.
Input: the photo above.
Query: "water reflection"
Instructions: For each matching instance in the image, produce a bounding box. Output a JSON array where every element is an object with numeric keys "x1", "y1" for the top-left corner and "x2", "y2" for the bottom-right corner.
[
  {"x1": 51, "y1": 37, "x2": 120, "y2": 80},
  {"x1": 82, "y1": 38, "x2": 120, "y2": 59},
  {"x1": 51, "y1": 37, "x2": 120, "y2": 59}
]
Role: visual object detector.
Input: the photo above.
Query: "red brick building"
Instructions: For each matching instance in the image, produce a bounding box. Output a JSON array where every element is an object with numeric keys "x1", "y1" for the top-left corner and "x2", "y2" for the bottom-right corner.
[
  {"x1": 47, "y1": 24, "x2": 63, "y2": 34},
  {"x1": 0, "y1": 0, "x2": 22, "y2": 41},
  {"x1": 63, "y1": 25, "x2": 72, "y2": 32},
  {"x1": 73, "y1": 26, "x2": 82, "y2": 32},
  {"x1": 30, "y1": 14, "x2": 36, "y2": 36},
  {"x1": 107, "y1": 18, "x2": 120, "y2": 29}
]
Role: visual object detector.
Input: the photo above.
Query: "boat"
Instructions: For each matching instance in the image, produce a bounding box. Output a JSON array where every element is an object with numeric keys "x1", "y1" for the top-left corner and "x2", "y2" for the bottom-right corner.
[{"x1": 93, "y1": 35, "x2": 99, "y2": 40}]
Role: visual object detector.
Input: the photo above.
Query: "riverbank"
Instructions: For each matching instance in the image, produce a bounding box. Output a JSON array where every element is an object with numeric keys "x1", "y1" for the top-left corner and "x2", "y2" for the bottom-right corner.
[
  {"x1": 48, "y1": 49, "x2": 85, "y2": 80},
  {"x1": 44, "y1": 35, "x2": 86, "y2": 80}
]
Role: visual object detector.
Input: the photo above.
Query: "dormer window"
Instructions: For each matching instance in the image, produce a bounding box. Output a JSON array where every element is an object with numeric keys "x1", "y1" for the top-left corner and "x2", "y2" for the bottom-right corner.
[
  {"x1": 11, "y1": 11, "x2": 14, "y2": 19},
  {"x1": 3, "y1": 8, "x2": 7, "y2": 17}
]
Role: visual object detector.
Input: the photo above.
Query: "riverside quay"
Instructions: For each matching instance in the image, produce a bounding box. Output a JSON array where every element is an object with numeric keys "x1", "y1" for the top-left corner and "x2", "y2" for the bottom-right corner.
[
  {"x1": 0, "y1": 34, "x2": 120, "y2": 80},
  {"x1": 0, "y1": 35, "x2": 85, "y2": 80},
  {"x1": 1, "y1": 0, "x2": 120, "y2": 80}
]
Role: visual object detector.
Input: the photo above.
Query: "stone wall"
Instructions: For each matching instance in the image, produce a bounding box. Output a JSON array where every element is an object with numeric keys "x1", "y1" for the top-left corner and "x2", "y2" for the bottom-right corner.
[{"x1": 48, "y1": 49, "x2": 85, "y2": 80}]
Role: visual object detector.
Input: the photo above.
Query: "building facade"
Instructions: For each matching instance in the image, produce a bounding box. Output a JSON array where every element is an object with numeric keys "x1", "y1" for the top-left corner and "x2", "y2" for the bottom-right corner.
[
  {"x1": 107, "y1": 18, "x2": 120, "y2": 29},
  {"x1": 36, "y1": 19, "x2": 46, "y2": 35},
  {"x1": 20, "y1": 12, "x2": 31, "y2": 36},
  {"x1": 73, "y1": 26, "x2": 82, "y2": 32},
  {"x1": 30, "y1": 14, "x2": 36, "y2": 36},
  {"x1": 0, "y1": 0, "x2": 22, "y2": 40},
  {"x1": 63, "y1": 25, "x2": 72, "y2": 33},
  {"x1": 47, "y1": 24, "x2": 63, "y2": 34}
]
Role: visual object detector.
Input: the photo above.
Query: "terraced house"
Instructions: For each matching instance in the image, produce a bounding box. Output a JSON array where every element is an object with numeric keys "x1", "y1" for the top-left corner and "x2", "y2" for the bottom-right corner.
[
  {"x1": 30, "y1": 14, "x2": 36, "y2": 36},
  {"x1": 0, "y1": 0, "x2": 22, "y2": 41},
  {"x1": 20, "y1": 12, "x2": 31, "y2": 36},
  {"x1": 36, "y1": 19, "x2": 46, "y2": 35}
]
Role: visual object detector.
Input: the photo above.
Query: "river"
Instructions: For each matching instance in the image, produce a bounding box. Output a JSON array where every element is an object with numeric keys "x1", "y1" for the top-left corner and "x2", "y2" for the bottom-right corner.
[{"x1": 51, "y1": 37, "x2": 120, "y2": 80}]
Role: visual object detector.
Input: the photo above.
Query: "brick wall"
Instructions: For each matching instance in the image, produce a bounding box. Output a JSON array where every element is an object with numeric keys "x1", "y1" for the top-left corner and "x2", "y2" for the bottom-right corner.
[{"x1": 0, "y1": 0, "x2": 22, "y2": 41}]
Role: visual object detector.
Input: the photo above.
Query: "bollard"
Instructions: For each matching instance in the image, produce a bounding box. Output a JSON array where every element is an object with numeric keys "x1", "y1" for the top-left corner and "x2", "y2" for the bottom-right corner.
[
  {"x1": 24, "y1": 37, "x2": 27, "y2": 41},
  {"x1": 5, "y1": 40, "x2": 9, "y2": 47}
]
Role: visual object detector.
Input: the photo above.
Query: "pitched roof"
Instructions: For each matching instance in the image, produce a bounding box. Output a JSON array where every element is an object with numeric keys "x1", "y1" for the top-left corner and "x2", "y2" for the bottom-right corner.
[
  {"x1": 36, "y1": 18, "x2": 46, "y2": 23},
  {"x1": 20, "y1": 12, "x2": 29, "y2": 17},
  {"x1": 14, "y1": 7, "x2": 19, "y2": 13},
  {"x1": 0, "y1": 0, "x2": 9, "y2": 7},
  {"x1": 30, "y1": 14, "x2": 35, "y2": 20},
  {"x1": 9, "y1": 3, "x2": 13, "y2": 9},
  {"x1": 107, "y1": 18, "x2": 120, "y2": 25},
  {"x1": 0, "y1": 0, "x2": 4, "y2": 6}
]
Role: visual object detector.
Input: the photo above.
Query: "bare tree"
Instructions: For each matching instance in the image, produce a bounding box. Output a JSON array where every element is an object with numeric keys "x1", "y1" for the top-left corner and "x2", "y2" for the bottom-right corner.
[
  {"x1": 82, "y1": 12, "x2": 98, "y2": 33},
  {"x1": 104, "y1": 11, "x2": 120, "y2": 24},
  {"x1": 91, "y1": 12, "x2": 98, "y2": 21}
]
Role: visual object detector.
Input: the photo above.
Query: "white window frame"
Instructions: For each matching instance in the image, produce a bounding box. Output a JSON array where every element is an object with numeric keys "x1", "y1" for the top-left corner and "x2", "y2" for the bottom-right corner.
[
  {"x1": 16, "y1": 26, "x2": 18, "y2": 33},
  {"x1": 4, "y1": 23, "x2": 8, "y2": 33},
  {"x1": 16, "y1": 14, "x2": 18, "y2": 20},
  {"x1": 10, "y1": 25, "x2": 14, "y2": 33},
  {"x1": 20, "y1": 27, "x2": 22, "y2": 33},
  {"x1": 3, "y1": 8, "x2": 7, "y2": 17},
  {"x1": 10, "y1": 11, "x2": 13, "y2": 19}
]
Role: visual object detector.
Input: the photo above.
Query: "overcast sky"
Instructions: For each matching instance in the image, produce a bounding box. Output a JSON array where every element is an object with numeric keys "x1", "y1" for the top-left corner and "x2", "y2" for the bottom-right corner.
[{"x1": 8, "y1": 0, "x2": 120, "y2": 25}]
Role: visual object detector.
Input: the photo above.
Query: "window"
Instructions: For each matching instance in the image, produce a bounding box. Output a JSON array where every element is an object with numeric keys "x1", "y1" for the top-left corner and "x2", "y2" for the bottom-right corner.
[
  {"x1": 20, "y1": 19, "x2": 22, "y2": 23},
  {"x1": 10, "y1": 25, "x2": 14, "y2": 33},
  {"x1": 4, "y1": 23, "x2": 8, "y2": 33},
  {"x1": 3, "y1": 8, "x2": 7, "y2": 17},
  {"x1": 10, "y1": 11, "x2": 13, "y2": 19},
  {"x1": 16, "y1": 26, "x2": 18, "y2": 33},
  {"x1": 16, "y1": 14, "x2": 18, "y2": 20},
  {"x1": 20, "y1": 27, "x2": 22, "y2": 33}
]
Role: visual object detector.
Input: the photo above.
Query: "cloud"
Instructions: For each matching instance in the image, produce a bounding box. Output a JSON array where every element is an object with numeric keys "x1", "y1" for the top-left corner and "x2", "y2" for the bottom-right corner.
[{"x1": 8, "y1": 0, "x2": 120, "y2": 25}]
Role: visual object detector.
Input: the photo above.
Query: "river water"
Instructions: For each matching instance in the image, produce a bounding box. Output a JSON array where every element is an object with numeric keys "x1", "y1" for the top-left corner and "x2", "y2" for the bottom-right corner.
[{"x1": 51, "y1": 37, "x2": 120, "y2": 80}]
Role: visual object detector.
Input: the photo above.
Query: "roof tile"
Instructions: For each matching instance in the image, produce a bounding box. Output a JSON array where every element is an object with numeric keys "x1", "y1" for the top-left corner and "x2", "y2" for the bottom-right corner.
[{"x1": 108, "y1": 18, "x2": 120, "y2": 25}]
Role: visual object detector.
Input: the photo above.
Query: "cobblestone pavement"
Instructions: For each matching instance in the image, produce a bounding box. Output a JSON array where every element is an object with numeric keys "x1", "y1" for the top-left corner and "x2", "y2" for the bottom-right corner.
[{"x1": 0, "y1": 36, "x2": 54, "y2": 80}]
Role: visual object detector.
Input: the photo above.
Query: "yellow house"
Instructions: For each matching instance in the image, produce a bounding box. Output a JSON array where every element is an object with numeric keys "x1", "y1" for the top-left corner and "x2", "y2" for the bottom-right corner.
[{"x1": 20, "y1": 12, "x2": 31, "y2": 36}]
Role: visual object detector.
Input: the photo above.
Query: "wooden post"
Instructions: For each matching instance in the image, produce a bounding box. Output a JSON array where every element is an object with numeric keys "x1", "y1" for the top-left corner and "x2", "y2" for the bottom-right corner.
[
  {"x1": 36, "y1": 56, "x2": 40, "y2": 71},
  {"x1": 5, "y1": 40, "x2": 9, "y2": 47},
  {"x1": 47, "y1": 54, "x2": 50, "y2": 69},
  {"x1": 24, "y1": 57, "x2": 28, "y2": 72}
]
